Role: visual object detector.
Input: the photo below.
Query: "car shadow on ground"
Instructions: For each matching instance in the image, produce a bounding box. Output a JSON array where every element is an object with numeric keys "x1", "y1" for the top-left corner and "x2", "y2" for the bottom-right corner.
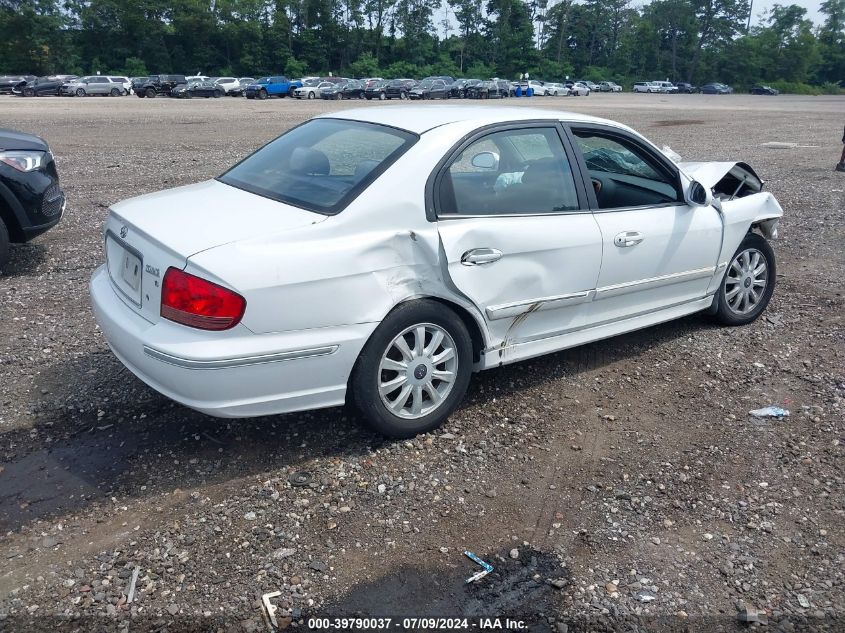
[
  {"x1": 1, "y1": 242, "x2": 48, "y2": 275},
  {"x1": 0, "y1": 313, "x2": 717, "y2": 532}
]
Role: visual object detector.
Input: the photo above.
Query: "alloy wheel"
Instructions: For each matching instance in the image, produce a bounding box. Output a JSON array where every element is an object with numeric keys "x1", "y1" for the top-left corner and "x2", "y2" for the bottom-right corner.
[
  {"x1": 723, "y1": 248, "x2": 768, "y2": 315},
  {"x1": 378, "y1": 323, "x2": 458, "y2": 420}
]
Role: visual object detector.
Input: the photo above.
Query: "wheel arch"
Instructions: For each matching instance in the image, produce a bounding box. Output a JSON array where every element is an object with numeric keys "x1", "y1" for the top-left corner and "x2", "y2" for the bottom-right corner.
[{"x1": 0, "y1": 182, "x2": 26, "y2": 242}]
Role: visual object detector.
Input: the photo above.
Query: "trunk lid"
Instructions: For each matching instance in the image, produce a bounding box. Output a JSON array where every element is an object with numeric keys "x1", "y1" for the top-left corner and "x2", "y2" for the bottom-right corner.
[{"x1": 104, "y1": 179, "x2": 325, "y2": 323}]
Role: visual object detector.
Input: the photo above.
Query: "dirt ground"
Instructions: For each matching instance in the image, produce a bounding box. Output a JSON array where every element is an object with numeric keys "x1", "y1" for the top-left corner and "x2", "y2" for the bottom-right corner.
[{"x1": 0, "y1": 93, "x2": 843, "y2": 632}]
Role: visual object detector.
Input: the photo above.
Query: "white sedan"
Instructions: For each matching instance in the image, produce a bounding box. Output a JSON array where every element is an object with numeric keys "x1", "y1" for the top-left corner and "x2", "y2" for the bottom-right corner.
[
  {"x1": 569, "y1": 82, "x2": 591, "y2": 96},
  {"x1": 90, "y1": 106, "x2": 783, "y2": 437}
]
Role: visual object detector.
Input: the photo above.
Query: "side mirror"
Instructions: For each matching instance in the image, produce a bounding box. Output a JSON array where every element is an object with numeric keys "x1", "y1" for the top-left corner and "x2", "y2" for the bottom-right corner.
[
  {"x1": 471, "y1": 151, "x2": 499, "y2": 170},
  {"x1": 687, "y1": 181, "x2": 712, "y2": 207}
]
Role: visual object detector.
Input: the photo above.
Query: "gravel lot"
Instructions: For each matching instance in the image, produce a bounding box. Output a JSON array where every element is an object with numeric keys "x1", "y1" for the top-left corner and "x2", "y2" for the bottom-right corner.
[{"x1": 1, "y1": 93, "x2": 843, "y2": 632}]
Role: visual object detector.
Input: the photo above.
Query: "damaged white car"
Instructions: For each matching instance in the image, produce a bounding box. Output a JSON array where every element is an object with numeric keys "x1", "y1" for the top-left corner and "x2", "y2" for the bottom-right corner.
[{"x1": 90, "y1": 106, "x2": 782, "y2": 437}]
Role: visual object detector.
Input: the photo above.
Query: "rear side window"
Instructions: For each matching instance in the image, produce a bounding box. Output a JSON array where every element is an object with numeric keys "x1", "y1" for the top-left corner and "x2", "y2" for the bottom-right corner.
[
  {"x1": 219, "y1": 119, "x2": 417, "y2": 215},
  {"x1": 438, "y1": 127, "x2": 580, "y2": 216}
]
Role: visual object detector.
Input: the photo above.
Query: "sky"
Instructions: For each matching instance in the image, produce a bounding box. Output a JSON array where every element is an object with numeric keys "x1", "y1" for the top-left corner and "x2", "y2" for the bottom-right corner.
[{"x1": 743, "y1": 0, "x2": 823, "y2": 25}]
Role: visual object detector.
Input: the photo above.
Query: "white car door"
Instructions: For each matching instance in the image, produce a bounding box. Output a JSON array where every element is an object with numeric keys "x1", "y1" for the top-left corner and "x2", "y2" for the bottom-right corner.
[
  {"x1": 567, "y1": 125, "x2": 722, "y2": 323},
  {"x1": 434, "y1": 124, "x2": 603, "y2": 353}
]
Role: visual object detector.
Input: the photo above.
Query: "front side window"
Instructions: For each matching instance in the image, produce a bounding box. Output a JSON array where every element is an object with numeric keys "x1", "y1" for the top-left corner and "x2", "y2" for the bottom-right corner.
[
  {"x1": 219, "y1": 119, "x2": 417, "y2": 215},
  {"x1": 571, "y1": 129, "x2": 679, "y2": 210},
  {"x1": 438, "y1": 127, "x2": 580, "y2": 216}
]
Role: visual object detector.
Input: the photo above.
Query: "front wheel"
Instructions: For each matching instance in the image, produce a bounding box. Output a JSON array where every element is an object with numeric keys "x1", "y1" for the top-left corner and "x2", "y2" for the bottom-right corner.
[
  {"x1": 351, "y1": 300, "x2": 473, "y2": 438},
  {"x1": 307, "y1": 91, "x2": 315, "y2": 99},
  {"x1": 110, "y1": 88, "x2": 120, "y2": 96},
  {"x1": 378, "y1": 92, "x2": 386, "y2": 100},
  {"x1": 713, "y1": 233, "x2": 776, "y2": 326},
  {"x1": 76, "y1": 88, "x2": 86, "y2": 97},
  {"x1": 257, "y1": 89, "x2": 268, "y2": 100},
  {"x1": 145, "y1": 87, "x2": 156, "y2": 98}
]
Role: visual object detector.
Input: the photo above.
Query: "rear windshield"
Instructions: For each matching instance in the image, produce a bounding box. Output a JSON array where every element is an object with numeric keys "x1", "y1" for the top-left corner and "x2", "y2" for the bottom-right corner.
[{"x1": 218, "y1": 118, "x2": 417, "y2": 215}]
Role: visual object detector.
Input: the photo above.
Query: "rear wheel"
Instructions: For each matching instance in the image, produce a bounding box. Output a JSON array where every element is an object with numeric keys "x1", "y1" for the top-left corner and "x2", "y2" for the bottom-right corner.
[
  {"x1": 75, "y1": 88, "x2": 86, "y2": 97},
  {"x1": 110, "y1": 87, "x2": 120, "y2": 97},
  {"x1": 713, "y1": 233, "x2": 776, "y2": 326},
  {"x1": 145, "y1": 87, "x2": 156, "y2": 98},
  {"x1": 258, "y1": 89, "x2": 268, "y2": 100},
  {"x1": 378, "y1": 92, "x2": 386, "y2": 100},
  {"x1": 0, "y1": 217, "x2": 9, "y2": 271},
  {"x1": 351, "y1": 300, "x2": 473, "y2": 438}
]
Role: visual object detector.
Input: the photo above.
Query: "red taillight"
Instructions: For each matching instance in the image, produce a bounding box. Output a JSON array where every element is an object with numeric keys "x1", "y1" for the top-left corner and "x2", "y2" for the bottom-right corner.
[{"x1": 160, "y1": 267, "x2": 246, "y2": 331}]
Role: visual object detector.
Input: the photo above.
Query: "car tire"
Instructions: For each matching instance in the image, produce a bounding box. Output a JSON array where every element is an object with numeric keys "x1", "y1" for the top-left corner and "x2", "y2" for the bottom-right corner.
[
  {"x1": 379, "y1": 92, "x2": 386, "y2": 100},
  {"x1": 351, "y1": 300, "x2": 473, "y2": 438},
  {"x1": 75, "y1": 88, "x2": 86, "y2": 97},
  {"x1": 258, "y1": 89, "x2": 267, "y2": 100},
  {"x1": 214, "y1": 90, "x2": 223, "y2": 98},
  {"x1": 0, "y1": 217, "x2": 9, "y2": 271},
  {"x1": 110, "y1": 88, "x2": 120, "y2": 96},
  {"x1": 359, "y1": 92, "x2": 365, "y2": 99},
  {"x1": 183, "y1": 92, "x2": 192, "y2": 99},
  {"x1": 308, "y1": 91, "x2": 315, "y2": 99},
  {"x1": 713, "y1": 233, "x2": 776, "y2": 326},
  {"x1": 145, "y1": 87, "x2": 156, "y2": 98},
  {"x1": 400, "y1": 91, "x2": 407, "y2": 100},
  {"x1": 23, "y1": 88, "x2": 35, "y2": 97},
  {"x1": 137, "y1": 92, "x2": 145, "y2": 98}
]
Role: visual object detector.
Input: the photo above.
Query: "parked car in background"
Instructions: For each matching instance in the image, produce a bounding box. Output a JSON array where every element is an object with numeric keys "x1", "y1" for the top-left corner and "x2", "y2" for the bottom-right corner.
[
  {"x1": 214, "y1": 77, "x2": 241, "y2": 95},
  {"x1": 422, "y1": 75, "x2": 455, "y2": 85},
  {"x1": 62, "y1": 75, "x2": 123, "y2": 97},
  {"x1": 596, "y1": 81, "x2": 620, "y2": 92},
  {"x1": 13, "y1": 76, "x2": 70, "y2": 97},
  {"x1": 701, "y1": 82, "x2": 733, "y2": 94},
  {"x1": 236, "y1": 78, "x2": 256, "y2": 94},
  {"x1": 363, "y1": 78, "x2": 384, "y2": 88},
  {"x1": 384, "y1": 79, "x2": 416, "y2": 100},
  {"x1": 136, "y1": 75, "x2": 187, "y2": 98},
  {"x1": 0, "y1": 127, "x2": 65, "y2": 270},
  {"x1": 130, "y1": 77, "x2": 149, "y2": 94},
  {"x1": 750, "y1": 85, "x2": 779, "y2": 95},
  {"x1": 448, "y1": 79, "x2": 481, "y2": 98},
  {"x1": 409, "y1": 79, "x2": 449, "y2": 100},
  {"x1": 172, "y1": 80, "x2": 225, "y2": 99},
  {"x1": 569, "y1": 82, "x2": 591, "y2": 96},
  {"x1": 674, "y1": 82, "x2": 697, "y2": 93},
  {"x1": 244, "y1": 76, "x2": 302, "y2": 99},
  {"x1": 464, "y1": 80, "x2": 492, "y2": 99},
  {"x1": 493, "y1": 80, "x2": 512, "y2": 98},
  {"x1": 544, "y1": 83, "x2": 569, "y2": 96},
  {"x1": 320, "y1": 80, "x2": 366, "y2": 100},
  {"x1": 581, "y1": 81, "x2": 599, "y2": 91},
  {"x1": 633, "y1": 81, "x2": 659, "y2": 93},
  {"x1": 89, "y1": 105, "x2": 783, "y2": 437},
  {"x1": 652, "y1": 81, "x2": 678, "y2": 93},
  {"x1": 107, "y1": 76, "x2": 131, "y2": 95},
  {"x1": 0, "y1": 76, "x2": 34, "y2": 94},
  {"x1": 294, "y1": 80, "x2": 334, "y2": 100},
  {"x1": 364, "y1": 80, "x2": 388, "y2": 100},
  {"x1": 520, "y1": 80, "x2": 543, "y2": 95}
]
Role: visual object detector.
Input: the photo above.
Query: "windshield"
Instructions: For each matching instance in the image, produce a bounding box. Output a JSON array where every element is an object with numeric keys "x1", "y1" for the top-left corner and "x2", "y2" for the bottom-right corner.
[
  {"x1": 418, "y1": 80, "x2": 433, "y2": 88},
  {"x1": 255, "y1": 77, "x2": 270, "y2": 84},
  {"x1": 219, "y1": 119, "x2": 417, "y2": 215}
]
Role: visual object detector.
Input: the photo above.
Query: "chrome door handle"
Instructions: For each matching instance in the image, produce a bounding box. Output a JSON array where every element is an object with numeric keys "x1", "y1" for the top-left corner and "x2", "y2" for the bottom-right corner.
[
  {"x1": 461, "y1": 248, "x2": 503, "y2": 266},
  {"x1": 614, "y1": 231, "x2": 644, "y2": 247}
]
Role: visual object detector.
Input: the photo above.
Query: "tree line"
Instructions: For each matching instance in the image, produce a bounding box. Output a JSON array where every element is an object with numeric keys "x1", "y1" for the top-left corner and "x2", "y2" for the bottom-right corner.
[{"x1": 1, "y1": 0, "x2": 842, "y2": 92}]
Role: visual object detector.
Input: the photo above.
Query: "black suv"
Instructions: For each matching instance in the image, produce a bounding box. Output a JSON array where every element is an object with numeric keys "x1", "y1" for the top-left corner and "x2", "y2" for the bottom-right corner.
[
  {"x1": 0, "y1": 129, "x2": 64, "y2": 270},
  {"x1": 136, "y1": 75, "x2": 187, "y2": 98}
]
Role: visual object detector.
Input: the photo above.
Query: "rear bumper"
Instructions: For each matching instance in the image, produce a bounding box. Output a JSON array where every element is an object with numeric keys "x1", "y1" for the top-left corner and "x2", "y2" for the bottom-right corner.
[{"x1": 89, "y1": 266, "x2": 377, "y2": 418}]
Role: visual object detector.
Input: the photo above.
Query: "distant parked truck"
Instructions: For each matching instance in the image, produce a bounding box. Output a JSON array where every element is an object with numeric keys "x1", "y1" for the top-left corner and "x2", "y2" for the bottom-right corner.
[
  {"x1": 244, "y1": 76, "x2": 302, "y2": 99},
  {"x1": 136, "y1": 75, "x2": 187, "y2": 98}
]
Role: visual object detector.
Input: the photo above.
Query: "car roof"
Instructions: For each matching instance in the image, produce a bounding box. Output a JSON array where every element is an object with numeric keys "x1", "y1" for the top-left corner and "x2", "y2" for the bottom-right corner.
[{"x1": 320, "y1": 105, "x2": 621, "y2": 135}]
